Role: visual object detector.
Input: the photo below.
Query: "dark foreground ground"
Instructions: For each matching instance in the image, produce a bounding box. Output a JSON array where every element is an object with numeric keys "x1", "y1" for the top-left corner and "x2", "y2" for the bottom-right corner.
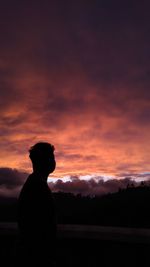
[{"x1": 0, "y1": 223, "x2": 150, "y2": 267}]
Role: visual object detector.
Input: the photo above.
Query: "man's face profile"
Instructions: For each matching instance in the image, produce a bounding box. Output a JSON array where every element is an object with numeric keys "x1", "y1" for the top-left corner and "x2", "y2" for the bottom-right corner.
[
  {"x1": 40, "y1": 154, "x2": 56, "y2": 174},
  {"x1": 29, "y1": 142, "x2": 56, "y2": 175}
]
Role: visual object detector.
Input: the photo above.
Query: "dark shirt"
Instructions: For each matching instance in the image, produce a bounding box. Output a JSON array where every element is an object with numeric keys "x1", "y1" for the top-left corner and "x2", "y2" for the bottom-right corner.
[{"x1": 17, "y1": 173, "x2": 56, "y2": 266}]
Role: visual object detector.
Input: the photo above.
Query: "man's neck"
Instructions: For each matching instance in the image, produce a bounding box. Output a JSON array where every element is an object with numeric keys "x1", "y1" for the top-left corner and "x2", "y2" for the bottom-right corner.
[{"x1": 32, "y1": 170, "x2": 48, "y2": 182}]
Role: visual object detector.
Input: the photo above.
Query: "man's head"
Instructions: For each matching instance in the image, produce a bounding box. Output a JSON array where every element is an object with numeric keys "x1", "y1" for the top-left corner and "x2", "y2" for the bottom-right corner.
[{"x1": 29, "y1": 142, "x2": 56, "y2": 175}]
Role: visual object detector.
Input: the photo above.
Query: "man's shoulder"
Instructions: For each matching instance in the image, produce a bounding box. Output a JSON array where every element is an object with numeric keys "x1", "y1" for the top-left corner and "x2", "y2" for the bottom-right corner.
[
  {"x1": 19, "y1": 173, "x2": 52, "y2": 199},
  {"x1": 18, "y1": 174, "x2": 36, "y2": 198}
]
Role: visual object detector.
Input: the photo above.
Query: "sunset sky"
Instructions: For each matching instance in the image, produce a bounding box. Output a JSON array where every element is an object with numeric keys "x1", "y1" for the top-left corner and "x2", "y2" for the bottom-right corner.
[{"x1": 0, "y1": 1, "x2": 150, "y2": 195}]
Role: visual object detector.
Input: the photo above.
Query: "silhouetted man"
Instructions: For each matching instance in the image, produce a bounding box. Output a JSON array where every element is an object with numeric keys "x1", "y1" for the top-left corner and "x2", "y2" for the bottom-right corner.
[{"x1": 17, "y1": 142, "x2": 56, "y2": 266}]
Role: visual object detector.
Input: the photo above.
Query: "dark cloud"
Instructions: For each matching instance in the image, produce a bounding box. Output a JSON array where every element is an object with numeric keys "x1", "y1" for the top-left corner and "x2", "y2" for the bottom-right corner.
[
  {"x1": 0, "y1": 166, "x2": 149, "y2": 198},
  {"x1": 49, "y1": 176, "x2": 147, "y2": 196},
  {"x1": 0, "y1": 168, "x2": 27, "y2": 189}
]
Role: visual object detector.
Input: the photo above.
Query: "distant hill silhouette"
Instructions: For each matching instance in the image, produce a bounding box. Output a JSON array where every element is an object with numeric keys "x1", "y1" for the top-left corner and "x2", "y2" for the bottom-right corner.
[
  {"x1": 54, "y1": 185, "x2": 150, "y2": 228},
  {"x1": 1, "y1": 184, "x2": 150, "y2": 228}
]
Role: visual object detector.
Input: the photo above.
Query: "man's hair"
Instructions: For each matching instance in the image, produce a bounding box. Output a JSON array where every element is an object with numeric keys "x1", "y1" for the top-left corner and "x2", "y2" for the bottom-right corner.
[{"x1": 29, "y1": 142, "x2": 55, "y2": 163}]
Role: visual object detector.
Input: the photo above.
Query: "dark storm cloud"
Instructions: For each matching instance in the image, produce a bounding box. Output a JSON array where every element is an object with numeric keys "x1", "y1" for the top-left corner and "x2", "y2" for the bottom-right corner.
[
  {"x1": 1, "y1": 0, "x2": 150, "y2": 76},
  {"x1": 0, "y1": 168, "x2": 27, "y2": 188},
  {"x1": 49, "y1": 177, "x2": 141, "y2": 196},
  {"x1": 0, "y1": 166, "x2": 149, "y2": 197},
  {"x1": 1, "y1": 0, "x2": 150, "y2": 111}
]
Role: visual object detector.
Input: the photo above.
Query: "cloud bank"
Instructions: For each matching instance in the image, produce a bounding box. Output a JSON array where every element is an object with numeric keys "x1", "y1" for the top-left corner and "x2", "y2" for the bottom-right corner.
[
  {"x1": 0, "y1": 168, "x2": 27, "y2": 197},
  {"x1": 0, "y1": 167, "x2": 149, "y2": 197},
  {"x1": 49, "y1": 174, "x2": 150, "y2": 196}
]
